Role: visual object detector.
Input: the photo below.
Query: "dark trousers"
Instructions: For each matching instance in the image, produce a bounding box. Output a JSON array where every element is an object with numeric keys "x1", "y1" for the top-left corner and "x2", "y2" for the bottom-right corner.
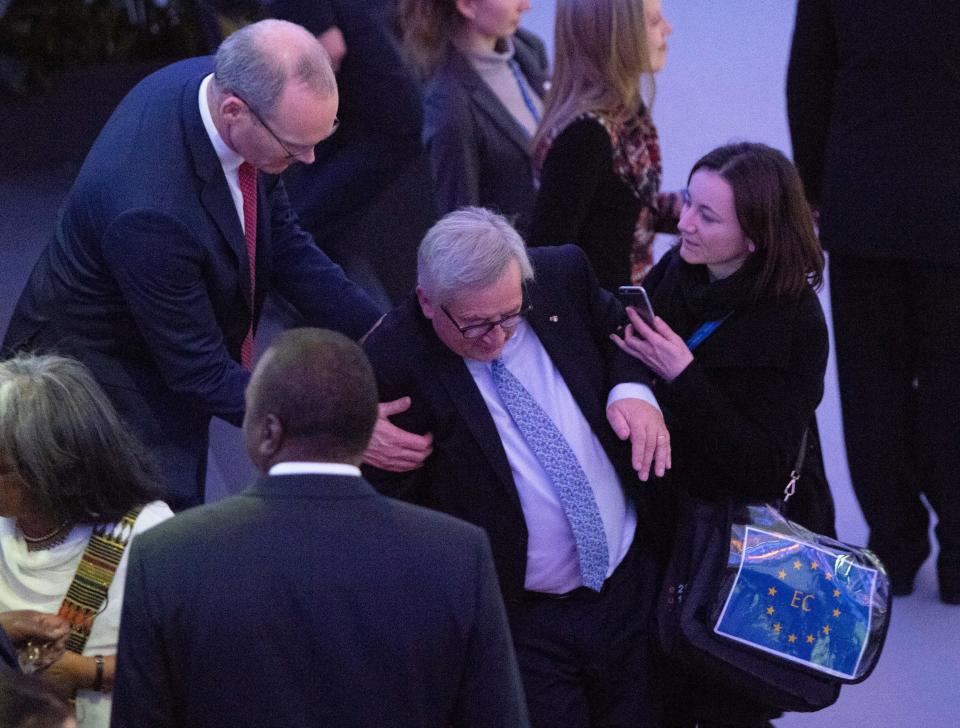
[
  {"x1": 829, "y1": 253, "x2": 960, "y2": 589},
  {"x1": 507, "y1": 538, "x2": 663, "y2": 728}
]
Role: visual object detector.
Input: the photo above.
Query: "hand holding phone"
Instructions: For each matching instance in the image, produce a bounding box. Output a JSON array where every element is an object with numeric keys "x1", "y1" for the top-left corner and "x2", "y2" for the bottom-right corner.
[{"x1": 617, "y1": 286, "x2": 655, "y2": 327}]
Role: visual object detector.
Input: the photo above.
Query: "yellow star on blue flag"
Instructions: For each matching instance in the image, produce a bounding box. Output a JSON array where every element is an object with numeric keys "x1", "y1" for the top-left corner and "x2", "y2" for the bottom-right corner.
[{"x1": 713, "y1": 526, "x2": 879, "y2": 679}]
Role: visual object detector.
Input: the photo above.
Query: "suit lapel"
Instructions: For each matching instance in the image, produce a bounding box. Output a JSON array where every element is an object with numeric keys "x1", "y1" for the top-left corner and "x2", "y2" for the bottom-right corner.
[
  {"x1": 183, "y1": 73, "x2": 254, "y2": 309},
  {"x1": 526, "y1": 281, "x2": 605, "y2": 434},
  {"x1": 451, "y1": 50, "x2": 533, "y2": 157},
  {"x1": 414, "y1": 310, "x2": 517, "y2": 496}
]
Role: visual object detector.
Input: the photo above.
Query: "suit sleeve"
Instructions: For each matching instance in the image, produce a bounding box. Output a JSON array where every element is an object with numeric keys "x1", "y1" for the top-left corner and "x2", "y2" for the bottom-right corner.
[
  {"x1": 560, "y1": 245, "x2": 654, "y2": 388},
  {"x1": 266, "y1": 177, "x2": 382, "y2": 338},
  {"x1": 361, "y1": 325, "x2": 432, "y2": 502},
  {"x1": 786, "y1": 0, "x2": 838, "y2": 205},
  {"x1": 102, "y1": 209, "x2": 249, "y2": 423},
  {"x1": 111, "y1": 541, "x2": 177, "y2": 728},
  {"x1": 266, "y1": 0, "x2": 336, "y2": 34},
  {"x1": 528, "y1": 117, "x2": 610, "y2": 247},
  {"x1": 451, "y1": 532, "x2": 530, "y2": 728},
  {"x1": 423, "y1": 78, "x2": 481, "y2": 215},
  {"x1": 658, "y1": 299, "x2": 828, "y2": 498}
]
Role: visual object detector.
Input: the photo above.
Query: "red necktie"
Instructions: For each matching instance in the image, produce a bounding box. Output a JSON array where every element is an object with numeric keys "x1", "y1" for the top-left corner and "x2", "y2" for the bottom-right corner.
[{"x1": 238, "y1": 162, "x2": 257, "y2": 370}]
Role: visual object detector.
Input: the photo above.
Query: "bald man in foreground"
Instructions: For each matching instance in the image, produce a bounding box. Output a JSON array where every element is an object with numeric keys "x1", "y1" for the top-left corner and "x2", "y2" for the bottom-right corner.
[{"x1": 111, "y1": 328, "x2": 528, "y2": 728}]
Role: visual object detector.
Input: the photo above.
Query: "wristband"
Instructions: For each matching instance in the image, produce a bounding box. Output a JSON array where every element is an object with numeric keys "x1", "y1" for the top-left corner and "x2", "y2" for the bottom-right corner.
[{"x1": 92, "y1": 655, "x2": 105, "y2": 692}]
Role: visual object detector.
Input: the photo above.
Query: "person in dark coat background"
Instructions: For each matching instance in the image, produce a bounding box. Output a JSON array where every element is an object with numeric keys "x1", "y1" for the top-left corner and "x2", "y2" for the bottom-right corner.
[
  {"x1": 267, "y1": 0, "x2": 433, "y2": 308},
  {"x1": 787, "y1": 0, "x2": 960, "y2": 604}
]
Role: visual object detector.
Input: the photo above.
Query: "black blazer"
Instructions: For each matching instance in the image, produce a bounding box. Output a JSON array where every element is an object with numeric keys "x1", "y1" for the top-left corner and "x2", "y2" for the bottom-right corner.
[
  {"x1": 643, "y1": 251, "x2": 829, "y2": 503},
  {"x1": 787, "y1": 0, "x2": 960, "y2": 262},
  {"x1": 111, "y1": 473, "x2": 528, "y2": 728},
  {"x1": 270, "y1": 0, "x2": 425, "y2": 236},
  {"x1": 2, "y1": 57, "x2": 381, "y2": 508},
  {"x1": 423, "y1": 28, "x2": 549, "y2": 233},
  {"x1": 0, "y1": 627, "x2": 17, "y2": 671},
  {"x1": 362, "y1": 245, "x2": 657, "y2": 603}
]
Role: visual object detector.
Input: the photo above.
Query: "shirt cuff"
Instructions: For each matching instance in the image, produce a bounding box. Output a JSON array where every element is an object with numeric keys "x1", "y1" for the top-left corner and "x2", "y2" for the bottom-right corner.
[{"x1": 607, "y1": 383, "x2": 661, "y2": 411}]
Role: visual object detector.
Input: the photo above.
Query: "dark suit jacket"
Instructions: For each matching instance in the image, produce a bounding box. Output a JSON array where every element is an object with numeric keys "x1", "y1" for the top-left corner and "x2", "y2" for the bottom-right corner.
[
  {"x1": 269, "y1": 0, "x2": 425, "y2": 240},
  {"x1": 786, "y1": 0, "x2": 960, "y2": 262},
  {"x1": 423, "y1": 28, "x2": 549, "y2": 234},
  {"x1": 642, "y1": 250, "x2": 829, "y2": 505},
  {"x1": 362, "y1": 245, "x2": 657, "y2": 603},
  {"x1": 2, "y1": 57, "x2": 381, "y2": 508},
  {"x1": 111, "y1": 473, "x2": 528, "y2": 728},
  {"x1": 0, "y1": 627, "x2": 17, "y2": 671}
]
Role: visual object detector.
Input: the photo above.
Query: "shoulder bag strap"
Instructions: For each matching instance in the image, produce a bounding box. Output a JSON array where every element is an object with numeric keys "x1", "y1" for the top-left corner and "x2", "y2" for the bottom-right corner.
[
  {"x1": 782, "y1": 428, "x2": 809, "y2": 504},
  {"x1": 59, "y1": 505, "x2": 144, "y2": 654}
]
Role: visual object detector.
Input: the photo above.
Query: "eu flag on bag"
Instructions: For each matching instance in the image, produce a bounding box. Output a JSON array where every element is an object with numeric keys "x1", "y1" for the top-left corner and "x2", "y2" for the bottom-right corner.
[{"x1": 713, "y1": 526, "x2": 879, "y2": 680}]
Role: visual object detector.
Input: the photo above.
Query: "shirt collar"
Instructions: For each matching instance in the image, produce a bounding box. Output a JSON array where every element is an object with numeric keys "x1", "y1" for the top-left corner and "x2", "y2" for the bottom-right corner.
[
  {"x1": 198, "y1": 74, "x2": 244, "y2": 175},
  {"x1": 267, "y1": 462, "x2": 362, "y2": 477}
]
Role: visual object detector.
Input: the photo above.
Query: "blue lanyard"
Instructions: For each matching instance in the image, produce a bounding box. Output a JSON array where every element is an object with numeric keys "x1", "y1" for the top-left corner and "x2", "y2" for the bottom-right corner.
[
  {"x1": 508, "y1": 59, "x2": 541, "y2": 124},
  {"x1": 685, "y1": 312, "x2": 733, "y2": 351}
]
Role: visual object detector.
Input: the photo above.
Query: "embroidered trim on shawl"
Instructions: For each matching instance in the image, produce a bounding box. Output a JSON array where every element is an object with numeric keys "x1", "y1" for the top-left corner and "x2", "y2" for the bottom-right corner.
[{"x1": 59, "y1": 506, "x2": 144, "y2": 654}]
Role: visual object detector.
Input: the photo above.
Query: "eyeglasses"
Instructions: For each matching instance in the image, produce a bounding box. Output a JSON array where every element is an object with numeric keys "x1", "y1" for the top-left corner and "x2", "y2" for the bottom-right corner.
[
  {"x1": 234, "y1": 92, "x2": 339, "y2": 160},
  {"x1": 441, "y1": 303, "x2": 532, "y2": 339}
]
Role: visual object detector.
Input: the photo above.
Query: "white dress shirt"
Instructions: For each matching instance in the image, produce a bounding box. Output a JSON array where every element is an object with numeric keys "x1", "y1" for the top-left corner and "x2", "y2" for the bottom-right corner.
[
  {"x1": 465, "y1": 321, "x2": 639, "y2": 593},
  {"x1": 198, "y1": 74, "x2": 248, "y2": 232},
  {"x1": 267, "y1": 462, "x2": 363, "y2": 477}
]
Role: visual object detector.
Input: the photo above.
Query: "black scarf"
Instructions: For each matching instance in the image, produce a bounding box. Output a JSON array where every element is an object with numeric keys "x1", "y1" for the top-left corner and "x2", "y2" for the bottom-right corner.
[{"x1": 647, "y1": 248, "x2": 759, "y2": 339}]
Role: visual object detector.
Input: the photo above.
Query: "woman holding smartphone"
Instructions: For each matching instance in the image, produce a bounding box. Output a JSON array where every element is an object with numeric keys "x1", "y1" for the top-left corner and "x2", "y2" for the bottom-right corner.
[
  {"x1": 398, "y1": 0, "x2": 549, "y2": 234},
  {"x1": 528, "y1": 0, "x2": 680, "y2": 292},
  {"x1": 612, "y1": 142, "x2": 832, "y2": 727}
]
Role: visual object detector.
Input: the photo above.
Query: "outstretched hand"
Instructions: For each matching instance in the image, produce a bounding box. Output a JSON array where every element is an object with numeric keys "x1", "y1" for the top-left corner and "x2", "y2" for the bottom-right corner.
[{"x1": 606, "y1": 398, "x2": 671, "y2": 481}]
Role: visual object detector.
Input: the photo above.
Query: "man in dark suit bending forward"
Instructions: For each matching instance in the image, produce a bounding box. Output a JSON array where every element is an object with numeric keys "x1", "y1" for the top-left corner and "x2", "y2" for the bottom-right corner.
[{"x1": 2, "y1": 19, "x2": 436, "y2": 510}]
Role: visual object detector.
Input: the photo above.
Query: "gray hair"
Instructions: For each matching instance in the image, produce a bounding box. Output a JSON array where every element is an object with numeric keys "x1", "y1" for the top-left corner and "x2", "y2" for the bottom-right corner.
[
  {"x1": 417, "y1": 207, "x2": 535, "y2": 304},
  {"x1": 0, "y1": 353, "x2": 158, "y2": 524},
  {"x1": 214, "y1": 19, "x2": 336, "y2": 118}
]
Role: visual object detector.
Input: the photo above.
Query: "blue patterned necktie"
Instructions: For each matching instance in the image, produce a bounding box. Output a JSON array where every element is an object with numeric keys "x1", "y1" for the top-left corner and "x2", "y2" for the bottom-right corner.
[{"x1": 491, "y1": 358, "x2": 609, "y2": 590}]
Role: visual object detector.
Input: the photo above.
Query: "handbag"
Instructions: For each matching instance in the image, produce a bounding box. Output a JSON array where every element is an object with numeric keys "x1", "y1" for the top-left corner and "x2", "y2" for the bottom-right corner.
[{"x1": 657, "y1": 434, "x2": 892, "y2": 712}]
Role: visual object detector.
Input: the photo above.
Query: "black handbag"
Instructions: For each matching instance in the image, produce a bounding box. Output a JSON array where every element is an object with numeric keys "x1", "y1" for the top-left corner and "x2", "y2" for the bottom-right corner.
[{"x1": 657, "y1": 433, "x2": 892, "y2": 713}]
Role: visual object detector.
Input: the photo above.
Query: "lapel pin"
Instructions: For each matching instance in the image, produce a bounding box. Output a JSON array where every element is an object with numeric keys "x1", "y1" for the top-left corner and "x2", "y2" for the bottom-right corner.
[{"x1": 549, "y1": 315, "x2": 559, "y2": 323}]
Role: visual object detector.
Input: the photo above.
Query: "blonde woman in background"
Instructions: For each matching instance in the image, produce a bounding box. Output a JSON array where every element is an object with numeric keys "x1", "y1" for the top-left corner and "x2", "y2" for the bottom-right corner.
[{"x1": 529, "y1": 0, "x2": 680, "y2": 291}]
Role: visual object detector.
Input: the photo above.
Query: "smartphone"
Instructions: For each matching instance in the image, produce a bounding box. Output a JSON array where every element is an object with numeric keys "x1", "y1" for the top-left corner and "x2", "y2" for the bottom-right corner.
[{"x1": 617, "y1": 286, "x2": 655, "y2": 327}]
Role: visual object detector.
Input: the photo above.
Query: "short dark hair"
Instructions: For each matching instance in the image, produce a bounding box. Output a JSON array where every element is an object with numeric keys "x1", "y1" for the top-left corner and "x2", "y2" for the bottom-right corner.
[
  {"x1": 0, "y1": 353, "x2": 160, "y2": 525},
  {"x1": 246, "y1": 328, "x2": 379, "y2": 460},
  {"x1": 690, "y1": 142, "x2": 824, "y2": 300},
  {"x1": 0, "y1": 662, "x2": 74, "y2": 727}
]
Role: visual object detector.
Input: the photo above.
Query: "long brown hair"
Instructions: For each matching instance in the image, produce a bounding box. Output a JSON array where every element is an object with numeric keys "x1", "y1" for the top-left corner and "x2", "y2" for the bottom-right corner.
[
  {"x1": 532, "y1": 0, "x2": 656, "y2": 154},
  {"x1": 690, "y1": 143, "x2": 824, "y2": 299},
  {"x1": 395, "y1": 0, "x2": 466, "y2": 79}
]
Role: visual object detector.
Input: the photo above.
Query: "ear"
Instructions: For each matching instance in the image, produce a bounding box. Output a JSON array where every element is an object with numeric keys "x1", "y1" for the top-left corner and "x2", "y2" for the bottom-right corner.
[
  {"x1": 416, "y1": 286, "x2": 436, "y2": 319},
  {"x1": 257, "y1": 413, "x2": 285, "y2": 461},
  {"x1": 219, "y1": 95, "x2": 246, "y2": 123},
  {"x1": 455, "y1": 0, "x2": 477, "y2": 22},
  {"x1": 746, "y1": 238, "x2": 757, "y2": 253}
]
